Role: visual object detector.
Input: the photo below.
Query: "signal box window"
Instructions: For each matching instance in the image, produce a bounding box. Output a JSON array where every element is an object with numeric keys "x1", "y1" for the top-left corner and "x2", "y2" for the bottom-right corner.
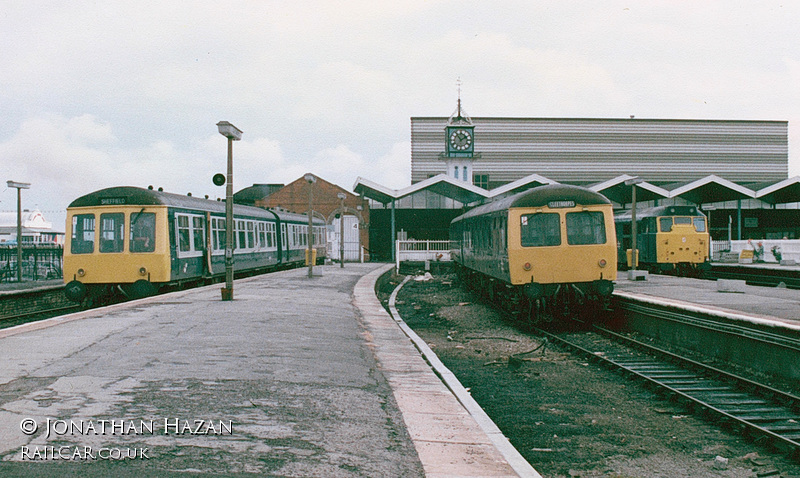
[
  {"x1": 99, "y1": 213, "x2": 125, "y2": 253},
  {"x1": 566, "y1": 211, "x2": 606, "y2": 245},
  {"x1": 520, "y1": 213, "x2": 560, "y2": 247},
  {"x1": 71, "y1": 214, "x2": 96, "y2": 254},
  {"x1": 130, "y1": 212, "x2": 156, "y2": 253}
]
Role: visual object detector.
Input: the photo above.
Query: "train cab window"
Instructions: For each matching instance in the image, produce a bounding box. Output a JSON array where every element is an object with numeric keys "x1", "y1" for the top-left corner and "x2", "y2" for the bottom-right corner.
[
  {"x1": 71, "y1": 214, "x2": 96, "y2": 254},
  {"x1": 566, "y1": 211, "x2": 607, "y2": 245},
  {"x1": 674, "y1": 217, "x2": 692, "y2": 226},
  {"x1": 130, "y1": 212, "x2": 156, "y2": 253},
  {"x1": 693, "y1": 217, "x2": 706, "y2": 232},
  {"x1": 520, "y1": 213, "x2": 560, "y2": 247},
  {"x1": 659, "y1": 217, "x2": 673, "y2": 232},
  {"x1": 99, "y1": 213, "x2": 125, "y2": 253}
]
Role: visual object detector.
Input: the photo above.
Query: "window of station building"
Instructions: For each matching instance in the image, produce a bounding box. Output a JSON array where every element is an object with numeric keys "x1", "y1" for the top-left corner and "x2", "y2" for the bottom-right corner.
[
  {"x1": 566, "y1": 211, "x2": 606, "y2": 245},
  {"x1": 130, "y1": 212, "x2": 156, "y2": 253},
  {"x1": 473, "y1": 174, "x2": 489, "y2": 190},
  {"x1": 71, "y1": 214, "x2": 96, "y2": 254},
  {"x1": 520, "y1": 213, "x2": 560, "y2": 247},
  {"x1": 99, "y1": 213, "x2": 125, "y2": 253}
]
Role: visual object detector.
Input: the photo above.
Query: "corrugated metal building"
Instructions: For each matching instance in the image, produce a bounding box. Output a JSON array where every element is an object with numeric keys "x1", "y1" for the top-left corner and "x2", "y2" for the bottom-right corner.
[{"x1": 411, "y1": 117, "x2": 788, "y2": 188}]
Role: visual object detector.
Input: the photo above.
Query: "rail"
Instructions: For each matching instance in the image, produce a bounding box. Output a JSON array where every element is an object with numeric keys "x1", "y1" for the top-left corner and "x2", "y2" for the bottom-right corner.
[{"x1": 395, "y1": 240, "x2": 451, "y2": 270}]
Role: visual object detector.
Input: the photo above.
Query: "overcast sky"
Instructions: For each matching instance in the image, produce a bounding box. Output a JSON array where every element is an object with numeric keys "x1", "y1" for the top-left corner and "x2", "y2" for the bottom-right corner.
[{"x1": 2, "y1": 1, "x2": 799, "y2": 229}]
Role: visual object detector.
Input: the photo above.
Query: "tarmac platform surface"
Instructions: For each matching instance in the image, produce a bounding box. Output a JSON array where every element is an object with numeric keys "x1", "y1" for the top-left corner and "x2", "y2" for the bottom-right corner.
[
  {"x1": 0, "y1": 263, "x2": 534, "y2": 477},
  {"x1": 614, "y1": 272, "x2": 800, "y2": 324}
]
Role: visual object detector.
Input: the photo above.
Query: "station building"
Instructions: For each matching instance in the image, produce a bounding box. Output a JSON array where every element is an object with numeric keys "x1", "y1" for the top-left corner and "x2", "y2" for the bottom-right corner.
[{"x1": 355, "y1": 101, "x2": 800, "y2": 261}]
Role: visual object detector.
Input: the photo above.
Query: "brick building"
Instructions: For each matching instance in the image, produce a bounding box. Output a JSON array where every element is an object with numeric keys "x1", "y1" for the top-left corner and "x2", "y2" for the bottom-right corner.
[{"x1": 254, "y1": 174, "x2": 369, "y2": 261}]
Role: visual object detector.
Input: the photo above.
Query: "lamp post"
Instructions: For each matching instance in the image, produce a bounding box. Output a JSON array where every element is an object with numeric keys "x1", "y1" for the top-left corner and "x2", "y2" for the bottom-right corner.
[
  {"x1": 304, "y1": 174, "x2": 316, "y2": 278},
  {"x1": 216, "y1": 121, "x2": 243, "y2": 301},
  {"x1": 337, "y1": 192, "x2": 346, "y2": 268},
  {"x1": 624, "y1": 177, "x2": 643, "y2": 274},
  {"x1": 7, "y1": 181, "x2": 31, "y2": 282}
]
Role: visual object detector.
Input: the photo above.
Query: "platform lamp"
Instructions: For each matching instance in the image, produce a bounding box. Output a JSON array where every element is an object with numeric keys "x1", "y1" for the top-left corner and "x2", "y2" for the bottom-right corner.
[
  {"x1": 304, "y1": 174, "x2": 316, "y2": 278},
  {"x1": 7, "y1": 180, "x2": 31, "y2": 282},
  {"x1": 337, "y1": 192, "x2": 346, "y2": 268},
  {"x1": 624, "y1": 177, "x2": 644, "y2": 272},
  {"x1": 217, "y1": 121, "x2": 243, "y2": 301}
]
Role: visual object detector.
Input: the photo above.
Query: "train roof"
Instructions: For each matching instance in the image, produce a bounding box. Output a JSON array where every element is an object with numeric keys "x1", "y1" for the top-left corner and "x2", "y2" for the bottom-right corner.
[
  {"x1": 68, "y1": 186, "x2": 322, "y2": 224},
  {"x1": 614, "y1": 205, "x2": 704, "y2": 221},
  {"x1": 453, "y1": 184, "x2": 611, "y2": 222}
]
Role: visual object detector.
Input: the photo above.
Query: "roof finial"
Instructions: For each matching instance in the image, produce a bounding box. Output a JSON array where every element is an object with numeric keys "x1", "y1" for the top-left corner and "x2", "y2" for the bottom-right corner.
[{"x1": 456, "y1": 77, "x2": 462, "y2": 118}]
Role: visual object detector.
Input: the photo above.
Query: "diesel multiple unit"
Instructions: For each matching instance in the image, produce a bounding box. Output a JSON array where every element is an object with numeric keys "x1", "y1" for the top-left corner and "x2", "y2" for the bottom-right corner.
[
  {"x1": 450, "y1": 184, "x2": 617, "y2": 322},
  {"x1": 64, "y1": 186, "x2": 326, "y2": 303}
]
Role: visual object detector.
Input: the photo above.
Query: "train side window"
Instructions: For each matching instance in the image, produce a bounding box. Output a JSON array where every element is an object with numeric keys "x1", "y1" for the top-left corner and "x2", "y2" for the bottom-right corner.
[
  {"x1": 99, "y1": 213, "x2": 125, "y2": 253},
  {"x1": 566, "y1": 211, "x2": 606, "y2": 245},
  {"x1": 237, "y1": 220, "x2": 247, "y2": 250},
  {"x1": 71, "y1": 214, "x2": 96, "y2": 254},
  {"x1": 192, "y1": 217, "x2": 205, "y2": 251},
  {"x1": 520, "y1": 213, "x2": 560, "y2": 247},
  {"x1": 130, "y1": 212, "x2": 156, "y2": 253},
  {"x1": 693, "y1": 217, "x2": 706, "y2": 232},
  {"x1": 212, "y1": 217, "x2": 226, "y2": 251},
  {"x1": 177, "y1": 215, "x2": 191, "y2": 252},
  {"x1": 246, "y1": 221, "x2": 255, "y2": 249},
  {"x1": 267, "y1": 223, "x2": 276, "y2": 248},
  {"x1": 659, "y1": 217, "x2": 673, "y2": 232}
]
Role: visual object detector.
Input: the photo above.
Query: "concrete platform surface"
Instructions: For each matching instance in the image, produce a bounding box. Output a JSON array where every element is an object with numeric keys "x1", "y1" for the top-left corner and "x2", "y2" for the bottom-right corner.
[
  {"x1": 615, "y1": 273, "x2": 800, "y2": 325},
  {"x1": 0, "y1": 263, "x2": 533, "y2": 477}
]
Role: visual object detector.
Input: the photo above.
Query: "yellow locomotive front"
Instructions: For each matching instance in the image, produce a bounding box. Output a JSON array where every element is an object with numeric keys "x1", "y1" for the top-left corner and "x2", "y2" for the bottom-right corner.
[
  {"x1": 64, "y1": 203, "x2": 171, "y2": 302},
  {"x1": 656, "y1": 215, "x2": 709, "y2": 268}
]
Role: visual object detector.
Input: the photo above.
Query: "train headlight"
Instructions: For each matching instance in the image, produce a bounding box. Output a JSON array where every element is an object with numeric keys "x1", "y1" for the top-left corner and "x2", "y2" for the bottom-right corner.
[
  {"x1": 77, "y1": 268, "x2": 86, "y2": 277},
  {"x1": 523, "y1": 262, "x2": 532, "y2": 271},
  {"x1": 598, "y1": 259, "x2": 607, "y2": 268},
  {"x1": 139, "y1": 267, "x2": 148, "y2": 276}
]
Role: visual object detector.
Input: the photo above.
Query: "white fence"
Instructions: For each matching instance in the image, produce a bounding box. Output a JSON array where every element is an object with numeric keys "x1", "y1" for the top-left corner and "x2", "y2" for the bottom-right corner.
[
  {"x1": 713, "y1": 239, "x2": 800, "y2": 263},
  {"x1": 395, "y1": 240, "x2": 451, "y2": 270}
]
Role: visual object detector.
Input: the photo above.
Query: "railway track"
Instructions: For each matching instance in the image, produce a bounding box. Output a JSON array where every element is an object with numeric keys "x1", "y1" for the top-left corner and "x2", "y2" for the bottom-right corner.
[
  {"x1": 540, "y1": 324, "x2": 800, "y2": 458},
  {"x1": 707, "y1": 264, "x2": 800, "y2": 289}
]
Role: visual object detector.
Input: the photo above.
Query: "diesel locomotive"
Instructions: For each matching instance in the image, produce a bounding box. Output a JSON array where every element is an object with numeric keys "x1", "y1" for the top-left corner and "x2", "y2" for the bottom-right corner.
[
  {"x1": 64, "y1": 186, "x2": 327, "y2": 303},
  {"x1": 450, "y1": 184, "x2": 617, "y2": 322},
  {"x1": 614, "y1": 205, "x2": 710, "y2": 276}
]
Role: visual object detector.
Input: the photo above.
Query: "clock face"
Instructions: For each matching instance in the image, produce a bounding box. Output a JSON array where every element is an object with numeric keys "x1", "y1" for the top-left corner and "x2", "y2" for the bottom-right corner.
[{"x1": 449, "y1": 129, "x2": 473, "y2": 151}]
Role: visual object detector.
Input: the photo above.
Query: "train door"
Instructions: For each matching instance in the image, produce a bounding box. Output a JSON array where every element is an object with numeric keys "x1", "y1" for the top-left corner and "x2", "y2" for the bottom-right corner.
[
  {"x1": 330, "y1": 215, "x2": 360, "y2": 262},
  {"x1": 281, "y1": 223, "x2": 288, "y2": 262}
]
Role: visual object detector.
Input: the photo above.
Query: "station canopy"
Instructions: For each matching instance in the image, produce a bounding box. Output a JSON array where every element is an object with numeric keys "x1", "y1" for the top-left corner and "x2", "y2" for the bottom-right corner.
[
  {"x1": 353, "y1": 174, "x2": 800, "y2": 207},
  {"x1": 754, "y1": 176, "x2": 800, "y2": 205}
]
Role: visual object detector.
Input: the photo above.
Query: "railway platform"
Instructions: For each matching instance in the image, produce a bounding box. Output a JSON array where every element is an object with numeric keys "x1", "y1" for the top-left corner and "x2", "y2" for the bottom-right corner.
[
  {"x1": 614, "y1": 272, "x2": 800, "y2": 324},
  {"x1": 0, "y1": 263, "x2": 535, "y2": 477}
]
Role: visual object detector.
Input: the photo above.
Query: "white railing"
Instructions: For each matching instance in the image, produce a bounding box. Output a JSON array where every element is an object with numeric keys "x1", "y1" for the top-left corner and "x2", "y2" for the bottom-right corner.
[
  {"x1": 722, "y1": 239, "x2": 800, "y2": 263},
  {"x1": 395, "y1": 240, "x2": 451, "y2": 270}
]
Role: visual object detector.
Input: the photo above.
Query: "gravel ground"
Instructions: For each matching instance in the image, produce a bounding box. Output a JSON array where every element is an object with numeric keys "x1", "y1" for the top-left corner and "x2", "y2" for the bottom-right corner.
[{"x1": 380, "y1": 271, "x2": 800, "y2": 478}]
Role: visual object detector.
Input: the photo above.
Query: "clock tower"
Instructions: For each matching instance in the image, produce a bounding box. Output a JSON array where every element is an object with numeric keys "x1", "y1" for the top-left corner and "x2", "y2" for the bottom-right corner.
[{"x1": 440, "y1": 84, "x2": 479, "y2": 184}]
